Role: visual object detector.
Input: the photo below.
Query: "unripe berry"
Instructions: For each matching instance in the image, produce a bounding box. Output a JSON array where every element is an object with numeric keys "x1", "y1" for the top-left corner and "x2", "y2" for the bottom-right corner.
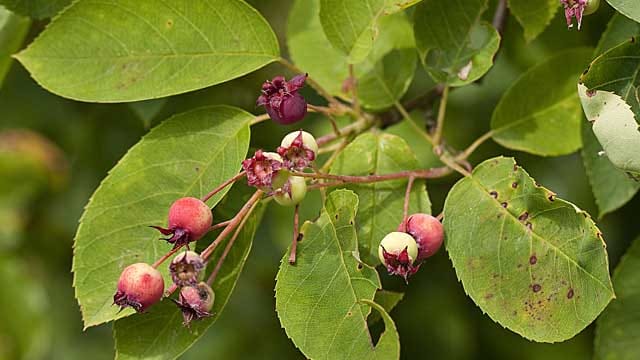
[
  {"x1": 273, "y1": 176, "x2": 307, "y2": 207},
  {"x1": 152, "y1": 197, "x2": 213, "y2": 249},
  {"x1": 256, "y1": 74, "x2": 308, "y2": 125},
  {"x1": 584, "y1": 0, "x2": 600, "y2": 15},
  {"x1": 172, "y1": 282, "x2": 215, "y2": 326},
  {"x1": 169, "y1": 251, "x2": 205, "y2": 286},
  {"x1": 399, "y1": 213, "x2": 444, "y2": 260},
  {"x1": 378, "y1": 232, "x2": 420, "y2": 282},
  {"x1": 277, "y1": 130, "x2": 318, "y2": 170},
  {"x1": 113, "y1": 263, "x2": 165, "y2": 312}
]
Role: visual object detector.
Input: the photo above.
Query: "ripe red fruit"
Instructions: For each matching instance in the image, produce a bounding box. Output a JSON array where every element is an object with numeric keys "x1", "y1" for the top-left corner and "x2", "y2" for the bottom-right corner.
[
  {"x1": 399, "y1": 213, "x2": 444, "y2": 261},
  {"x1": 113, "y1": 263, "x2": 165, "y2": 312},
  {"x1": 172, "y1": 282, "x2": 215, "y2": 326},
  {"x1": 152, "y1": 197, "x2": 213, "y2": 249},
  {"x1": 256, "y1": 74, "x2": 308, "y2": 125}
]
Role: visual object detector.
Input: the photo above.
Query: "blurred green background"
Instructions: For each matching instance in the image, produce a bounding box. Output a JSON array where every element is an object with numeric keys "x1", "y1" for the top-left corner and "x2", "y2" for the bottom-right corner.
[{"x1": 1, "y1": 1, "x2": 637, "y2": 359}]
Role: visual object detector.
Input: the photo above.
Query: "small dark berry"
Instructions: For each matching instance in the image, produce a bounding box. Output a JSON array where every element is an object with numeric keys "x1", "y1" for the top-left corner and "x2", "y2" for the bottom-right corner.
[
  {"x1": 257, "y1": 74, "x2": 308, "y2": 125},
  {"x1": 113, "y1": 263, "x2": 164, "y2": 312},
  {"x1": 151, "y1": 197, "x2": 212, "y2": 249}
]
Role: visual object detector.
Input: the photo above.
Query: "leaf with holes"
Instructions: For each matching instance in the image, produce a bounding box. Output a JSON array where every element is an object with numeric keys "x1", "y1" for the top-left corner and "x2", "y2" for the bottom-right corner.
[
  {"x1": 15, "y1": 0, "x2": 279, "y2": 102},
  {"x1": 491, "y1": 48, "x2": 592, "y2": 156},
  {"x1": 368, "y1": 290, "x2": 404, "y2": 326},
  {"x1": 595, "y1": 235, "x2": 640, "y2": 360},
  {"x1": 444, "y1": 156, "x2": 614, "y2": 342},
  {"x1": 73, "y1": 106, "x2": 251, "y2": 329},
  {"x1": 114, "y1": 186, "x2": 265, "y2": 360},
  {"x1": 605, "y1": 0, "x2": 640, "y2": 23},
  {"x1": 275, "y1": 189, "x2": 400, "y2": 360},
  {"x1": 413, "y1": 0, "x2": 500, "y2": 86},
  {"x1": 329, "y1": 133, "x2": 431, "y2": 265},
  {"x1": 0, "y1": 0, "x2": 70, "y2": 19},
  {"x1": 0, "y1": 7, "x2": 30, "y2": 87},
  {"x1": 507, "y1": 0, "x2": 558, "y2": 42}
]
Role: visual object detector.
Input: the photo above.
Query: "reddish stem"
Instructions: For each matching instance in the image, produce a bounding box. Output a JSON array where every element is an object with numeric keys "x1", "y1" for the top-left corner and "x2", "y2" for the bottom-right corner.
[
  {"x1": 210, "y1": 220, "x2": 232, "y2": 231},
  {"x1": 291, "y1": 167, "x2": 451, "y2": 184},
  {"x1": 289, "y1": 204, "x2": 300, "y2": 265},
  {"x1": 151, "y1": 244, "x2": 184, "y2": 269},
  {"x1": 402, "y1": 176, "x2": 415, "y2": 232},
  {"x1": 201, "y1": 172, "x2": 246, "y2": 203}
]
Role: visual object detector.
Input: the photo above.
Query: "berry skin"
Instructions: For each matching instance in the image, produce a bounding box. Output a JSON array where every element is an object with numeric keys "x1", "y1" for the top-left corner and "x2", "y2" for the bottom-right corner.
[
  {"x1": 398, "y1": 214, "x2": 444, "y2": 261},
  {"x1": 378, "y1": 232, "x2": 420, "y2": 282},
  {"x1": 113, "y1": 263, "x2": 165, "y2": 312},
  {"x1": 584, "y1": 0, "x2": 600, "y2": 15},
  {"x1": 273, "y1": 176, "x2": 307, "y2": 207},
  {"x1": 256, "y1": 74, "x2": 308, "y2": 125},
  {"x1": 169, "y1": 251, "x2": 205, "y2": 286},
  {"x1": 277, "y1": 130, "x2": 318, "y2": 170},
  {"x1": 172, "y1": 282, "x2": 215, "y2": 326},
  {"x1": 151, "y1": 197, "x2": 213, "y2": 249}
]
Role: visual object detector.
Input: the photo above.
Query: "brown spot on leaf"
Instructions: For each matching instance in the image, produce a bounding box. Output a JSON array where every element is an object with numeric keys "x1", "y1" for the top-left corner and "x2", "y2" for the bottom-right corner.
[
  {"x1": 532, "y1": 284, "x2": 542, "y2": 293},
  {"x1": 512, "y1": 182, "x2": 518, "y2": 189},
  {"x1": 166, "y1": 19, "x2": 174, "y2": 29},
  {"x1": 485, "y1": 293, "x2": 494, "y2": 300},
  {"x1": 501, "y1": 202, "x2": 508, "y2": 208},
  {"x1": 548, "y1": 194, "x2": 555, "y2": 201},
  {"x1": 526, "y1": 222, "x2": 533, "y2": 230},
  {"x1": 529, "y1": 255, "x2": 537, "y2": 265},
  {"x1": 518, "y1": 212, "x2": 529, "y2": 221},
  {"x1": 567, "y1": 288, "x2": 574, "y2": 299},
  {"x1": 489, "y1": 191, "x2": 498, "y2": 198}
]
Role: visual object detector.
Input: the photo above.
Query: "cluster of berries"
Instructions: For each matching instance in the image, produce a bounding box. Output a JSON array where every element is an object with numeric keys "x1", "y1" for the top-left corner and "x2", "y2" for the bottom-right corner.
[
  {"x1": 378, "y1": 214, "x2": 444, "y2": 282},
  {"x1": 113, "y1": 197, "x2": 216, "y2": 326},
  {"x1": 242, "y1": 130, "x2": 318, "y2": 206}
]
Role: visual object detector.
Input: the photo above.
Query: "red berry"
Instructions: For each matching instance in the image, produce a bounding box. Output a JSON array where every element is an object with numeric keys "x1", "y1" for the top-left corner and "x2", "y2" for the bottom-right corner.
[
  {"x1": 113, "y1": 263, "x2": 165, "y2": 312},
  {"x1": 172, "y1": 282, "x2": 215, "y2": 326},
  {"x1": 256, "y1": 74, "x2": 308, "y2": 125},
  {"x1": 399, "y1": 214, "x2": 444, "y2": 261},
  {"x1": 152, "y1": 197, "x2": 212, "y2": 249}
]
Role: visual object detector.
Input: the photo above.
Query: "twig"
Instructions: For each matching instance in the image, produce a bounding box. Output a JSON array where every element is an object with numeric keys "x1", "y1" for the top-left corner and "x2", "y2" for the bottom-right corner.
[
  {"x1": 152, "y1": 245, "x2": 184, "y2": 269},
  {"x1": 433, "y1": 86, "x2": 449, "y2": 146},
  {"x1": 288, "y1": 204, "x2": 300, "y2": 265},
  {"x1": 492, "y1": 0, "x2": 509, "y2": 36},
  {"x1": 402, "y1": 176, "x2": 415, "y2": 232},
  {"x1": 251, "y1": 113, "x2": 271, "y2": 125},
  {"x1": 210, "y1": 220, "x2": 232, "y2": 231},
  {"x1": 201, "y1": 172, "x2": 246, "y2": 203},
  {"x1": 349, "y1": 64, "x2": 361, "y2": 116},
  {"x1": 403, "y1": 84, "x2": 445, "y2": 112},
  {"x1": 278, "y1": 58, "x2": 344, "y2": 109},
  {"x1": 291, "y1": 167, "x2": 452, "y2": 184},
  {"x1": 457, "y1": 130, "x2": 495, "y2": 161}
]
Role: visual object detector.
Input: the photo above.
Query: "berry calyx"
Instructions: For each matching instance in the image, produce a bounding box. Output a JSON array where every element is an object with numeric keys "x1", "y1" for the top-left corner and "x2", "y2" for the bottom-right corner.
[
  {"x1": 169, "y1": 251, "x2": 205, "y2": 286},
  {"x1": 256, "y1": 74, "x2": 308, "y2": 125},
  {"x1": 398, "y1": 213, "x2": 444, "y2": 261},
  {"x1": 151, "y1": 197, "x2": 213, "y2": 249},
  {"x1": 378, "y1": 232, "x2": 420, "y2": 282},
  {"x1": 172, "y1": 282, "x2": 215, "y2": 326},
  {"x1": 273, "y1": 176, "x2": 307, "y2": 207},
  {"x1": 277, "y1": 130, "x2": 318, "y2": 170},
  {"x1": 242, "y1": 150, "x2": 285, "y2": 191},
  {"x1": 113, "y1": 263, "x2": 165, "y2": 312},
  {"x1": 561, "y1": 0, "x2": 599, "y2": 30}
]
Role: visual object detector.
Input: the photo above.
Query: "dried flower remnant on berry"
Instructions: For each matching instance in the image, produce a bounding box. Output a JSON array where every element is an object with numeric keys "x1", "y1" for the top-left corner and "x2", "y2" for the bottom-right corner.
[
  {"x1": 378, "y1": 232, "x2": 420, "y2": 282},
  {"x1": 560, "y1": 0, "x2": 598, "y2": 30},
  {"x1": 172, "y1": 282, "x2": 215, "y2": 326},
  {"x1": 277, "y1": 131, "x2": 318, "y2": 170},
  {"x1": 169, "y1": 251, "x2": 205, "y2": 286},
  {"x1": 242, "y1": 150, "x2": 284, "y2": 190},
  {"x1": 113, "y1": 263, "x2": 165, "y2": 313},
  {"x1": 257, "y1": 74, "x2": 308, "y2": 124}
]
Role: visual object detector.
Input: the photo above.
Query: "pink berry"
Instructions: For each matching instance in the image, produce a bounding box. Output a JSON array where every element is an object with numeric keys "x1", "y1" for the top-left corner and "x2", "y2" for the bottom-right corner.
[
  {"x1": 172, "y1": 282, "x2": 215, "y2": 326},
  {"x1": 113, "y1": 263, "x2": 165, "y2": 312},
  {"x1": 399, "y1": 213, "x2": 444, "y2": 261},
  {"x1": 152, "y1": 197, "x2": 213, "y2": 249}
]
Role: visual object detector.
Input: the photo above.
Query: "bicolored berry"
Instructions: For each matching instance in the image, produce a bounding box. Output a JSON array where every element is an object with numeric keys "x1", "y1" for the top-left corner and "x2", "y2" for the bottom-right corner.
[
  {"x1": 277, "y1": 130, "x2": 318, "y2": 170},
  {"x1": 399, "y1": 213, "x2": 444, "y2": 260},
  {"x1": 113, "y1": 263, "x2": 165, "y2": 312},
  {"x1": 273, "y1": 176, "x2": 307, "y2": 207},
  {"x1": 256, "y1": 74, "x2": 308, "y2": 125},
  {"x1": 378, "y1": 232, "x2": 420, "y2": 282},
  {"x1": 169, "y1": 251, "x2": 205, "y2": 286},
  {"x1": 172, "y1": 282, "x2": 215, "y2": 326},
  {"x1": 152, "y1": 197, "x2": 213, "y2": 249}
]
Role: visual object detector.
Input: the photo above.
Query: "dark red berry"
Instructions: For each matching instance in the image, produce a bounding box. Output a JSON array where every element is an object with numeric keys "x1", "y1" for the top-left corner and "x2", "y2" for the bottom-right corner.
[
  {"x1": 172, "y1": 282, "x2": 215, "y2": 326},
  {"x1": 399, "y1": 213, "x2": 444, "y2": 261},
  {"x1": 113, "y1": 263, "x2": 164, "y2": 312},
  {"x1": 151, "y1": 197, "x2": 212, "y2": 249},
  {"x1": 256, "y1": 74, "x2": 308, "y2": 125},
  {"x1": 169, "y1": 251, "x2": 204, "y2": 286}
]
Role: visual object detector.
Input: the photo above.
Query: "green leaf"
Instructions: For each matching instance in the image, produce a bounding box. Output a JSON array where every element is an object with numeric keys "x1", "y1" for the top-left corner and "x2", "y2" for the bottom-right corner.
[
  {"x1": 275, "y1": 189, "x2": 400, "y2": 360},
  {"x1": 594, "y1": 13, "x2": 640, "y2": 57},
  {"x1": 413, "y1": 0, "x2": 500, "y2": 86},
  {"x1": 73, "y1": 106, "x2": 251, "y2": 329},
  {"x1": 595, "y1": 235, "x2": 640, "y2": 360},
  {"x1": 114, "y1": 189, "x2": 265, "y2": 360},
  {"x1": 385, "y1": 111, "x2": 442, "y2": 169},
  {"x1": 507, "y1": 0, "x2": 558, "y2": 42},
  {"x1": 15, "y1": 0, "x2": 279, "y2": 102},
  {"x1": 581, "y1": 121, "x2": 639, "y2": 218},
  {"x1": 444, "y1": 156, "x2": 614, "y2": 342},
  {"x1": 330, "y1": 132, "x2": 431, "y2": 265},
  {"x1": 491, "y1": 48, "x2": 592, "y2": 156},
  {"x1": 287, "y1": 0, "x2": 416, "y2": 109},
  {"x1": 368, "y1": 290, "x2": 404, "y2": 326},
  {"x1": 578, "y1": 83, "x2": 640, "y2": 177},
  {"x1": 318, "y1": 0, "x2": 417, "y2": 64},
  {"x1": 606, "y1": 0, "x2": 640, "y2": 23},
  {"x1": 0, "y1": 0, "x2": 70, "y2": 19},
  {"x1": 0, "y1": 6, "x2": 30, "y2": 88}
]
